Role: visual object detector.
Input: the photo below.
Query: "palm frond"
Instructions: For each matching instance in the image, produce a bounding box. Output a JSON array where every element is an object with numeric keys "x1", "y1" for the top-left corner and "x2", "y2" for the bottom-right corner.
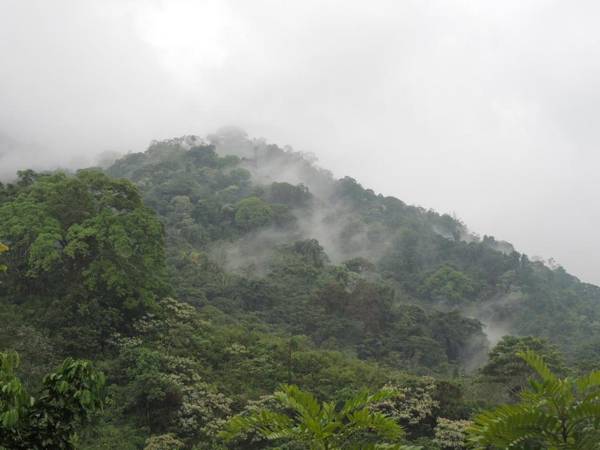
[
  {"x1": 220, "y1": 409, "x2": 293, "y2": 442},
  {"x1": 470, "y1": 403, "x2": 560, "y2": 448},
  {"x1": 576, "y1": 370, "x2": 600, "y2": 393},
  {"x1": 518, "y1": 349, "x2": 557, "y2": 383}
]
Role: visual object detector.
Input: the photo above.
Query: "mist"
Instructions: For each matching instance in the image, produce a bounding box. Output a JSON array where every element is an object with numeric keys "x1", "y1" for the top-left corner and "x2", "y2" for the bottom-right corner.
[{"x1": 2, "y1": 0, "x2": 600, "y2": 283}]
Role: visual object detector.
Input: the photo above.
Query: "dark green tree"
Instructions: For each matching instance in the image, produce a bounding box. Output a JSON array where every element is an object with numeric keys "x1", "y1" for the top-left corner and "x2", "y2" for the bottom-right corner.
[
  {"x1": 0, "y1": 351, "x2": 106, "y2": 449},
  {"x1": 480, "y1": 336, "x2": 566, "y2": 400}
]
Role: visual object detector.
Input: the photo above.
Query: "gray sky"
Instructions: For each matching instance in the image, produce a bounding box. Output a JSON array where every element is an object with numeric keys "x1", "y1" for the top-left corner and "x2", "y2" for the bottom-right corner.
[{"x1": 2, "y1": 0, "x2": 600, "y2": 283}]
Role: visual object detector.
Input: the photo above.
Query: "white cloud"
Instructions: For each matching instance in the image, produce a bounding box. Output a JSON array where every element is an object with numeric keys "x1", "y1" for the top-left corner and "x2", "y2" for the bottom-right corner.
[{"x1": 1, "y1": 0, "x2": 600, "y2": 282}]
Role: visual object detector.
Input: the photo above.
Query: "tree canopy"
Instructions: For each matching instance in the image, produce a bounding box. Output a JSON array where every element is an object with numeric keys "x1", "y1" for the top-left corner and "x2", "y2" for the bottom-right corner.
[
  {"x1": 2, "y1": 133, "x2": 600, "y2": 448},
  {"x1": 0, "y1": 170, "x2": 168, "y2": 354}
]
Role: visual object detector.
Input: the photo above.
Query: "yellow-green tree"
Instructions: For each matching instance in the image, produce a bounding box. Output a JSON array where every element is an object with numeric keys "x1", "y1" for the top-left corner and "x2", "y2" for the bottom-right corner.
[{"x1": 0, "y1": 241, "x2": 7, "y2": 272}]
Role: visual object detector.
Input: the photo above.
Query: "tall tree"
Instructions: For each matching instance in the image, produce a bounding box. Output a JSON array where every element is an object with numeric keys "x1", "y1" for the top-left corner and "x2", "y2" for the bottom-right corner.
[{"x1": 0, "y1": 170, "x2": 169, "y2": 354}]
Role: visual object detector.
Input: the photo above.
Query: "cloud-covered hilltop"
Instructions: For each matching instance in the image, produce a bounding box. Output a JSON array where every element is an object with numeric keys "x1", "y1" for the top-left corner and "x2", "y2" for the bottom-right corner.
[{"x1": 106, "y1": 129, "x2": 600, "y2": 369}]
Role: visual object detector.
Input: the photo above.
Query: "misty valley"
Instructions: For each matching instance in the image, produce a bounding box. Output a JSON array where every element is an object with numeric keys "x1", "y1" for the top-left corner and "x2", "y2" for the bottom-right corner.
[{"x1": 3, "y1": 128, "x2": 600, "y2": 449}]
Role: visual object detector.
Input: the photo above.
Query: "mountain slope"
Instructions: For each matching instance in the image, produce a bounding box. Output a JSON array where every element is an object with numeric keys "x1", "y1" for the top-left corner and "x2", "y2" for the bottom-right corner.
[
  {"x1": 107, "y1": 128, "x2": 600, "y2": 370},
  {"x1": 2, "y1": 129, "x2": 600, "y2": 448}
]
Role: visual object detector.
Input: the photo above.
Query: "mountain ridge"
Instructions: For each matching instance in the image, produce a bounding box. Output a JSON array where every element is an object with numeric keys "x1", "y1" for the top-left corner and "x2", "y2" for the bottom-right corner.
[
  {"x1": 105, "y1": 127, "x2": 600, "y2": 369},
  {"x1": 2, "y1": 129, "x2": 600, "y2": 448}
]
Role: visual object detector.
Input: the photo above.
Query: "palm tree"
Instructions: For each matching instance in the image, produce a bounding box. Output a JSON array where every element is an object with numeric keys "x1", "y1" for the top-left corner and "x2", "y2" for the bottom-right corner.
[
  {"x1": 221, "y1": 384, "x2": 420, "y2": 449},
  {"x1": 469, "y1": 349, "x2": 600, "y2": 449}
]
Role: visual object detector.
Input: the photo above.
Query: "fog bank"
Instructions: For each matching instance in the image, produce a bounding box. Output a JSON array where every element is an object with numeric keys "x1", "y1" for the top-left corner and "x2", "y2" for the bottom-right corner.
[{"x1": 2, "y1": 0, "x2": 600, "y2": 282}]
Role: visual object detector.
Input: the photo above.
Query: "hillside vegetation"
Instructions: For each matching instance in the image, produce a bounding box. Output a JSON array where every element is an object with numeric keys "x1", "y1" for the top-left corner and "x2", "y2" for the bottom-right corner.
[{"x1": 1, "y1": 128, "x2": 600, "y2": 448}]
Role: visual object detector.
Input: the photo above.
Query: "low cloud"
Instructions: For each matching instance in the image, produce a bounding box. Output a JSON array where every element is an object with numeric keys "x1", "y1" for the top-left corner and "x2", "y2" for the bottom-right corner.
[{"x1": 2, "y1": 0, "x2": 600, "y2": 282}]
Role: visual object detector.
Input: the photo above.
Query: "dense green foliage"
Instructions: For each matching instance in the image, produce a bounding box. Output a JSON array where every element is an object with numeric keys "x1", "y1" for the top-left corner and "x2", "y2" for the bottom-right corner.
[
  {"x1": 0, "y1": 170, "x2": 168, "y2": 357},
  {"x1": 478, "y1": 335, "x2": 567, "y2": 401},
  {"x1": 222, "y1": 384, "x2": 415, "y2": 449},
  {"x1": 0, "y1": 352, "x2": 105, "y2": 449},
  {"x1": 106, "y1": 135, "x2": 490, "y2": 374},
  {"x1": 106, "y1": 131, "x2": 600, "y2": 369},
  {"x1": 470, "y1": 350, "x2": 600, "y2": 449},
  {"x1": 2, "y1": 129, "x2": 600, "y2": 447}
]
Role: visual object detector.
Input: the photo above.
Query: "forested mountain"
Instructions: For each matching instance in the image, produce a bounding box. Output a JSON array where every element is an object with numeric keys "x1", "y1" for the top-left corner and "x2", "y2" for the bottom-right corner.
[
  {"x1": 108, "y1": 128, "x2": 600, "y2": 368},
  {"x1": 2, "y1": 128, "x2": 600, "y2": 448}
]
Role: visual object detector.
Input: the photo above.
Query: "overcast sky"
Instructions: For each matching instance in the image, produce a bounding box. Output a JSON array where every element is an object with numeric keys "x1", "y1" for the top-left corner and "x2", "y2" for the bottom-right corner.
[{"x1": 2, "y1": 0, "x2": 600, "y2": 283}]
